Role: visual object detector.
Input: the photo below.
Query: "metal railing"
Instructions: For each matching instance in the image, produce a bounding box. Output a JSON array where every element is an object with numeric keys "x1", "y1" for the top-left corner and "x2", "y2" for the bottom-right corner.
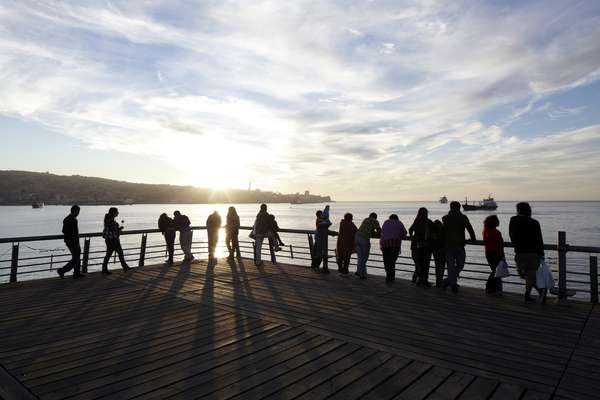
[{"x1": 0, "y1": 227, "x2": 599, "y2": 303}]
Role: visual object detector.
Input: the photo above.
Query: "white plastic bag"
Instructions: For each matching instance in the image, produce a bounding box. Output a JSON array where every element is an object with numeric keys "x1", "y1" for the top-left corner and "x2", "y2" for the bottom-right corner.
[
  {"x1": 536, "y1": 259, "x2": 555, "y2": 289},
  {"x1": 495, "y1": 259, "x2": 510, "y2": 278}
]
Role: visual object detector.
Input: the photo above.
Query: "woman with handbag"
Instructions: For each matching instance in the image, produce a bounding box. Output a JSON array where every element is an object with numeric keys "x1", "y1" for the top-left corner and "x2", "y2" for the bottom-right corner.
[{"x1": 483, "y1": 215, "x2": 504, "y2": 294}]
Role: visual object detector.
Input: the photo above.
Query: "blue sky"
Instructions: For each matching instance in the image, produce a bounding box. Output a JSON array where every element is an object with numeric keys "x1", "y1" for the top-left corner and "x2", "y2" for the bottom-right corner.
[{"x1": 1, "y1": 0, "x2": 599, "y2": 200}]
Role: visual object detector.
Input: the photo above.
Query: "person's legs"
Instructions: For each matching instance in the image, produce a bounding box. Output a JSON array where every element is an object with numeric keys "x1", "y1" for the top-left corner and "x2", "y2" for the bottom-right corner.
[
  {"x1": 418, "y1": 248, "x2": 432, "y2": 286},
  {"x1": 355, "y1": 236, "x2": 368, "y2": 278},
  {"x1": 411, "y1": 249, "x2": 419, "y2": 284},
  {"x1": 102, "y1": 240, "x2": 115, "y2": 273},
  {"x1": 445, "y1": 249, "x2": 458, "y2": 289},
  {"x1": 485, "y1": 253, "x2": 502, "y2": 293},
  {"x1": 516, "y1": 253, "x2": 538, "y2": 301},
  {"x1": 382, "y1": 247, "x2": 392, "y2": 281},
  {"x1": 179, "y1": 231, "x2": 193, "y2": 259},
  {"x1": 225, "y1": 232, "x2": 233, "y2": 258},
  {"x1": 165, "y1": 231, "x2": 175, "y2": 263},
  {"x1": 254, "y1": 236, "x2": 264, "y2": 265},
  {"x1": 113, "y1": 240, "x2": 129, "y2": 271},
  {"x1": 433, "y1": 249, "x2": 446, "y2": 288}
]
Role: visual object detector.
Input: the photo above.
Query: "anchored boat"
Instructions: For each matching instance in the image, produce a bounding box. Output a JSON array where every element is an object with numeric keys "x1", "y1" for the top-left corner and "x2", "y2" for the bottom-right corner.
[{"x1": 462, "y1": 195, "x2": 497, "y2": 211}]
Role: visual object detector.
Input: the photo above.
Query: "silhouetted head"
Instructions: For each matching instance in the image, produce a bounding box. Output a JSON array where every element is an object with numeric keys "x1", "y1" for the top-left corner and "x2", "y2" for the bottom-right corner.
[
  {"x1": 389, "y1": 214, "x2": 399, "y2": 221},
  {"x1": 213, "y1": 211, "x2": 219, "y2": 216},
  {"x1": 269, "y1": 214, "x2": 276, "y2": 221},
  {"x1": 416, "y1": 207, "x2": 428, "y2": 220},
  {"x1": 260, "y1": 203, "x2": 267, "y2": 212},
  {"x1": 174, "y1": 210, "x2": 181, "y2": 217},
  {"x1": 344, "y1": 213, "x2": 353, "y2": 221},
  {"x1": 484, "y1": 215, "x2": 500, "y2": 228},
  {"x1": 450, "y1": 201, "x2": 461, "y2": 212},
  {"x1": 104, "y1": 207, "x2": 119, "y2": 223},
  {"x1": 516, "y1": 202, "x2": 532, "y2": 217},
  {"x1": 369, "y1": 212, "x2": 377, "y2": 219},
  {"x1": 316, "y1": 210, "x2": 323, "y2": 218},
  {"x1": 159, "y1": 213, "x2": 167, "y2": 220},
  {"x1": 71, "y1": 205, "x2": 80, "y2": 216},
  {"x1": 434, "y1": 219, "x2": 442, "y2": 227},
  {"x1": 228, "y1": 206, "x2": 237, "y2": 215}
]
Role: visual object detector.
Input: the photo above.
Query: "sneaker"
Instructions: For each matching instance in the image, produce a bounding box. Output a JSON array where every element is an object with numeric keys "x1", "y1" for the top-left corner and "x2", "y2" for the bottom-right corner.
[
  {"x1": 57, "y1": 270, "x2": 65, "y2": 279},
  {"x1": 102, "y1": 270, "x2": 112, "y2": 275},
  {"x1": 540, "y1": 289, "x2": 548, "y2": 304},
  {"x1": 524, "y1": 295, "x2": 535, "y2": 302}
]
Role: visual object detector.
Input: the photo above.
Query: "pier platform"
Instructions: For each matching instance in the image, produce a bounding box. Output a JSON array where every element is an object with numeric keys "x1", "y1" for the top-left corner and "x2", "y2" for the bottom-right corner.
[{"x1": 0, "y1": 259, "x2": 598, "y2": 400}]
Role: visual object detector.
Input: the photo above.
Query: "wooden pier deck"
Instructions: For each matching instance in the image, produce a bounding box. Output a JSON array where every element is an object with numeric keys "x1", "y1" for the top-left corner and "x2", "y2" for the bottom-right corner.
[{"x1": 0, "y1": 259, "x2": 598, "y2": 400}]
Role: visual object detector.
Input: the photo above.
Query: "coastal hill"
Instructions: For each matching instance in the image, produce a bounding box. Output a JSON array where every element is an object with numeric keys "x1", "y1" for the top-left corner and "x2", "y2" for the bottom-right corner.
[{"x1": 0, "y1": 170, "x2": 332, "y2": 205}]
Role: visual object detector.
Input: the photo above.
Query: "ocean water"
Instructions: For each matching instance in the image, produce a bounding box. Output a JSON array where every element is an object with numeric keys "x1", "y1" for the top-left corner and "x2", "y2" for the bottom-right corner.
[
  {"x1": 1, "y1": 202, "x2": 599, "y2": 296},
  {"x1": 1, "y1": 201, "x2": 599, "y2": 246}
]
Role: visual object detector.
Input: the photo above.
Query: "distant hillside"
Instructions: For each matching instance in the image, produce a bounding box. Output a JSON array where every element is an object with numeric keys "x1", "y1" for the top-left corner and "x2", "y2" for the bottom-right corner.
[{"x1": 0, "y1": 171, "x2": 332, "y2": 205}]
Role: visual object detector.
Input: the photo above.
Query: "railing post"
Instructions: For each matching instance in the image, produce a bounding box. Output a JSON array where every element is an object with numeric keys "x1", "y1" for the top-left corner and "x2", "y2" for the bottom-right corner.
[
  {"x1": 10, "y1": 243, "x2": 19, "y2": 283},
  {"x1": 590, "y1": 256, "x2": 598, "y2": 304},
  {"x1": 557, "y1": 231, "x2": 567, "y2": 300},
  {"x1": 139, "y1": 234, "x2": 147, "y2": 267},
  {"x1": 82, "y1": 238, "x2": 90, "y2": 274},
  {"x1": 290, "y1": 244, "x2": 294, "y2": 259},
  {"x1": 269, "y1": 238, "x2": 277, "y2": 264},
  {"x1": 308, "y1": 234, "x2": 314, "y2": 259}
]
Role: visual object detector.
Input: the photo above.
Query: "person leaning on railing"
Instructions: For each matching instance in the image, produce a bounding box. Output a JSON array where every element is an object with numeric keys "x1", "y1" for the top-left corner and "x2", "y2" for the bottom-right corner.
[
  {"x1": 101, "y1": 207, "x2": 130, "y2": 274},
  {"x1": 354, "y1": 212, "x2": 381, "y2": 280},
  {"x1": 442, "y1": 201, "x2": 476, "y2": 293},
  {"x1": 253, "y1": 204, "x2": 270, "y2": 267},
  {"x1": 225, "y1": 207, "x2": 240, "y2": 261},
  {"x1": 336, "y1": 213, "x2": 358, "y2": 275},
  {"x1": 158, "y1": 213, "x2": 176, "y2": 265},
  {"x1": 509, "y1": 202, "x2": 547, "y2": 303},
  {"x1": 174, "y1": 211, "x2": 194, "y2": 262}
]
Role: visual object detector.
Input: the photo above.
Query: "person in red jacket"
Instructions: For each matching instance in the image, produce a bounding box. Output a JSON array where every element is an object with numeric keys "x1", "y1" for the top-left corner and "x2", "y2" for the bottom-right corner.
[{"x1": 483, "y1": 215, "x2": 505, "y2": 294}]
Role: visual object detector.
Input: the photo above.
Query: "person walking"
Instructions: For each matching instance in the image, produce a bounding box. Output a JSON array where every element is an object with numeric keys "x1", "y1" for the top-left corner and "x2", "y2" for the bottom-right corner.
[
  {"x1": 442, "y1": 201, "x2": 476, "y2": 293},
  {"x1": 380, "y1": 214, "x2": 407, "y2": 283},
  {"x1": 225, "y1": 207, "x2": 241, "y2": 260},
  {"x1": 483, "y1": 215, "x2": 505, "y2": 294},
  {"x1": 101, "y1": 207, "x2": 130, "y2": 274},
  {"x1": 431, "y1": 220, "x2": 446, "y2": 288},
  {"x1": 311, "y1": 206, "x2": 334, "y2": 273},
  {"x1": 174, "y1": 211, "x2": 194, "y2": 261},
  {"x1": 253, "y1": 204, "x2": 270, "y2": 266},
  {"x1": 206, "y1": 211, "x2": 222, "y2": 266},
  {"x1": 354, "y1": 213, "x2": 381, "y2": 279},
  {"x1": 336, "y1": 213, "x2": 357, "y2": 274},
  {"x1": 509, "y1": 202, "x2": 546, "y2": 303},
  {"x1": 409, "y1": 208, "x2": 434, "y2": 287},
  {"x1": 158, "y1": 213, "x2": 176, "y2": 265},
  {"x1": 57, "y1": 205, "x2": 84, "y2": 279}
]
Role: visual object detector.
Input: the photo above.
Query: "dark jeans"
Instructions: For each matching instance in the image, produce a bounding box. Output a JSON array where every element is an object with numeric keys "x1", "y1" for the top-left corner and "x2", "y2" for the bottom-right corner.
[
  {"x1": 432, "y1": 248, "x2": 446, "y2": 287},
  {"x1": 485, "y1": 252, "x2": 503, "y2": 293},
  {"x1": 312, "y1": 256, "x2": 327, "y2": 271},
  {"x1": 337, "y1": 254, "x2": 351, "y2": 274},
  {"x1": 226, "y1": 231, "x2": 239, "y2": 258},
  {"x1": 164, "y1": 230, "x2": 175, "y2": 263},
  {"x1": 382, "y1": 247, "x2": 400, "y2": 282},
  {"x1": 59, "y1": 241, "x2": 81, "y2": 276},
  {"x1": 412, "y1": 247, "x2": 432, "y2": 285},
  {"x1": 102, "y1": 239, "x2": 128, "y2": 271}
]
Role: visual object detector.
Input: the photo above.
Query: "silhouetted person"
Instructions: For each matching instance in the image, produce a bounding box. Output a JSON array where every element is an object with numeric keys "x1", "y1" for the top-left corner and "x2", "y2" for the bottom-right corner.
[
  {"x1": 336, "y1": 213, "x2": 357, "y2": 274},
  {"x1": 225, "y1": 207, "x2": 241, "y2": 260},
  {"x1": 509, "y1": 202, "x2": 546, "y2": 303},
  {"x1": 158, "y1": 213, "x2": 176, "y2": 265},
  {"x1": 483, "y1": 215, "x2": 504, "y2": 294},
  {"x1": 311, "y1": 206, "x2": 334, "y2": 273},
  {"x1": 101, "y1": 207, "x2": 130, "y2": 274},
  {"x1": 57, "y1": 205, "x2": 83, "y2": 279},
  {"x1": 174, "y1": 211, "x2": 194, "y2": 261},
  {"x1": 206, "y1": 211, "x2": 222, "y2": 266},
  {"x1": 355, "y1": 212, "x2": 381, "y2": 279},
  {"x1": 442, "y1": 201, "x2": 476, "y2": 293},
  {"x1": 409, "y1": 208, "x2": 434, "y2": 287},
  {"x1": 431, "y1": 219, "x2": 446, "y2": 288},
  {"x1": 380, "y1": 214, "x2": 407, "y2": 283},
  {"x1": 267, "y1": 214, "x2": 285, "y2": 251},
  {"x1": 253, "y1": 204, "x2": 270, "y2": 266}
]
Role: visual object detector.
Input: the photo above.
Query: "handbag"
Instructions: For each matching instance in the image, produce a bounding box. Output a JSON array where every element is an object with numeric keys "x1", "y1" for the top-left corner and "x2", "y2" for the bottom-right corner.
[
  {"x1": 495, "y1": 259, "x2": 510, "y2": 278},
  {"x1": 536, "y1": 259, "x2": 555, "y2": 289}
]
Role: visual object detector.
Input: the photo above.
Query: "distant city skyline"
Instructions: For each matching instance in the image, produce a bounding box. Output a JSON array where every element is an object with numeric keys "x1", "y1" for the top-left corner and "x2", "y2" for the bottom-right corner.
[{"x1": 1, "y1": 1, "x2": 600, "y2": 201}]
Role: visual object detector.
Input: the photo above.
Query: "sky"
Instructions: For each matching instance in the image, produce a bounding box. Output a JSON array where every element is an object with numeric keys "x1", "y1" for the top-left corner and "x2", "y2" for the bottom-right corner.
[{"x1": 1, "y1": 0, "x2": 600, "y2": 201}]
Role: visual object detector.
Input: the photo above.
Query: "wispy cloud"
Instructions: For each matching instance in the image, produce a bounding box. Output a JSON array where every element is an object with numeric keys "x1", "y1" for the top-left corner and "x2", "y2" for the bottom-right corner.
[{"x1": 0, "y1": 0, "x2": 599, "y2": 199}]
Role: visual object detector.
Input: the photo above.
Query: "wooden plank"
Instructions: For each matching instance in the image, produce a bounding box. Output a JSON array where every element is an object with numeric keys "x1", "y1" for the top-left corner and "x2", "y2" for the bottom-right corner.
[
  {"x1": 489, "y1": 383, "x2": 524, "y2": 400},
  {"x1": 458, "y1": 376, "x2": 498, "y2": 400},
  {"x1": 0, "y1": 364, "x2": 37, "y2": 400},
  {"x1": 426, "y1": 372, "x2": 475, "y2": 400},
  {"x1": 393, "y1": 366, "x2": 453, "y2": 400}
]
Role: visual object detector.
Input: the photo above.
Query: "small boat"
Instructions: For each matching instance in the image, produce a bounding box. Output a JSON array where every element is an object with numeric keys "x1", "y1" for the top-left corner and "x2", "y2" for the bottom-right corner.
[
  {"x1": 32, "y1": 201, "x2": 45, "y2": 209},
  {"x1": 462, "y1": 195, "x2": 497, "y2": 211},
  {"x1": 439, "y1": 196, "x2": 448, "y2": 204}
]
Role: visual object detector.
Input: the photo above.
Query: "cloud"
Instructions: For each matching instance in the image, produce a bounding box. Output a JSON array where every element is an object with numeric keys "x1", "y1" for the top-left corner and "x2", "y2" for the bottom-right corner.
[{"x1": 0, "y1": 0, "x2": 599, "y2": 199}]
